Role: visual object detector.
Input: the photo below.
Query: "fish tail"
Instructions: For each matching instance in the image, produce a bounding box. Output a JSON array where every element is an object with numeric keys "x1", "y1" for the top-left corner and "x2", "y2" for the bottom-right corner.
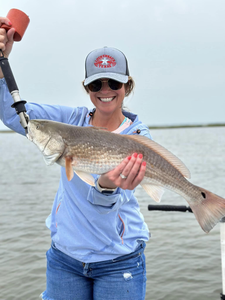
[{"x1": 187, "y1": 187, "x2": 225, "y2": 233}]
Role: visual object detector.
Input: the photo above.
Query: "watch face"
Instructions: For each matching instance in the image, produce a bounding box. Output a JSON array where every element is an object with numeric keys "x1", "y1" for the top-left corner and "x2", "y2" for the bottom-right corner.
[{"x1": 101, "y1": 189, "x2": 115, "y2": 194}]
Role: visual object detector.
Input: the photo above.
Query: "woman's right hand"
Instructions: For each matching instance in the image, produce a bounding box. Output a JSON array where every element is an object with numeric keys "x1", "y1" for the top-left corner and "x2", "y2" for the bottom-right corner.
[
  {"x1": 0, "y1": 17, "x2": 15, "y2": 58},
  {"x1": 0, "y1": 17, "x2": 15, "y2": 78}
]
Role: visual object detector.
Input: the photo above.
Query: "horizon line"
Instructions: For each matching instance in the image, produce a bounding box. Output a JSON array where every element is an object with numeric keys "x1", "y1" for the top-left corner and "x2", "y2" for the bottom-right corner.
[{"x1": 1, "y1": 122, "x2": 225, "y2": 133}]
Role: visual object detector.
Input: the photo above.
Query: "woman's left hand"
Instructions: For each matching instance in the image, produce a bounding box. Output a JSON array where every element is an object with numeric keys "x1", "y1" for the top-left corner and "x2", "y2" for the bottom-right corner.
[{"x1": 98, "y1": 153, "x2": 146, "y2": 191}]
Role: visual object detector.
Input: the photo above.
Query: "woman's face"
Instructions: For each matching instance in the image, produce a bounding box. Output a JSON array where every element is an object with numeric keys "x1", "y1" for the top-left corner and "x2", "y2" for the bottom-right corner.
[{"x1": 89, "y1": 79, "x2": 125, "y2": 116}]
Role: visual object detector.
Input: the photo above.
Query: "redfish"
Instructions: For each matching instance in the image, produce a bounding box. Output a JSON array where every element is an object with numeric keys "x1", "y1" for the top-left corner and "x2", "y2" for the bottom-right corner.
[{"x1": 27, "y1": 119, "x2": 225, "y2": 233}]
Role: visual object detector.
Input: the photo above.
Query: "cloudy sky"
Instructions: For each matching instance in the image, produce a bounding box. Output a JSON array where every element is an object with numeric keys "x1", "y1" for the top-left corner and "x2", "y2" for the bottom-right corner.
[{"x1": 1, "y1": 0, "x2": 225, "y2": 130}]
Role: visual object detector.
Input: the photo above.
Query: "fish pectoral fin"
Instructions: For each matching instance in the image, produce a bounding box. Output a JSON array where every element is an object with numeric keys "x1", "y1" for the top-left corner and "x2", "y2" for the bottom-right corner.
[
  {"x1": 75, "y1": 170, "x2": 95, "y2": 186},
  {"x1": 140, "y1": 183, "x2": 165, "y2": 203},
  {"x1": 65, "y1": 157, "x2": 74, "y2": 181}
]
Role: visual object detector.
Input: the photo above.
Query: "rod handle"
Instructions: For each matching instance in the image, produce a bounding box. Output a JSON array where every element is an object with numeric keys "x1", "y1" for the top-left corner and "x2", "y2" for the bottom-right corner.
[{"x1": 0, "y1": 56, "x2": 18, "y2": 92}]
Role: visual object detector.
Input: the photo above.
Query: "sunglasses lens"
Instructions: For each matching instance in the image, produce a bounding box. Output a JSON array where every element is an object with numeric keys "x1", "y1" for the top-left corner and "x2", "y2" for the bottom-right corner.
[
  {"x1": 88, "y1": 80, "x2": 102, "y2": 92},
  {"x1": 88, "y1": 79, "x2": 123, "y2": 92},
  {"x1": 108, "y1": 79, "x2": 123, "y2": 90}
]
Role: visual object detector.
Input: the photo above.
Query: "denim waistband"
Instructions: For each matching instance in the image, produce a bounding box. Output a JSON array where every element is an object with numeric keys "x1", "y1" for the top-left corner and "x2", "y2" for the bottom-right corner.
[
  {"x1": 112, "y1": 242, "x2": 146, "y2": 262},
  {"x1": 51, "y1": 240, "x2": 146, "y2": 264}
]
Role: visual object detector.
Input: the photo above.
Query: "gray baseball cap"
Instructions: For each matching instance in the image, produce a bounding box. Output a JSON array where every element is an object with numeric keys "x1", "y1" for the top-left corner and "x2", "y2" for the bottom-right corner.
[{"x1": 84, "y1": 47, "x2": 130, "y2": 86}]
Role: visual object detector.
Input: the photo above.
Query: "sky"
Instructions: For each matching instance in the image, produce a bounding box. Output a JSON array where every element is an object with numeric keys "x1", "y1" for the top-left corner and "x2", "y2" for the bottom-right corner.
[{"x1": 0, "y1": 0, "x2": 225, "y2": 130}]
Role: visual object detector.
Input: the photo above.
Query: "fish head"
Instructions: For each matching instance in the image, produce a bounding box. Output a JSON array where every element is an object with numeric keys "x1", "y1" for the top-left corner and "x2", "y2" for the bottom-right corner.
[{"x1": 27, "y1": 119, "x2": 65, "y2": 165}]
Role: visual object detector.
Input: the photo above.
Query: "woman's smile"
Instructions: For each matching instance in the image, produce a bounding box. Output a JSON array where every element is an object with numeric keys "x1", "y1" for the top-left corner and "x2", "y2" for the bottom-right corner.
[{"x1": 97, "y1": 96, "x2": 116, "y2": 102}]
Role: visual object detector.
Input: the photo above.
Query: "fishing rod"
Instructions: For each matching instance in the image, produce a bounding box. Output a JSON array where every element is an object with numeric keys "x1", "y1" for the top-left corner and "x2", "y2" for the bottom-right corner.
[
  {"x1": 0, "y1": 9, "x2": 30, "y2": 132},
  {"x1": 148, "y1": 204, "x2": 225, "y2": 299}
]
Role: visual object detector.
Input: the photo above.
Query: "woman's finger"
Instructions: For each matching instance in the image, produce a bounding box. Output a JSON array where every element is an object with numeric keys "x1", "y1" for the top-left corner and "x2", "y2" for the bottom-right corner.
[
  {"x1": 97, "y1": 155, "x2": 132, "y2": 189},
  {"x1": 112, "y1": 155, "x2": 132, "y2": 178},
  {"x1": 0, "y1": 29, "x2": 8, "y2": 52},
  {"x1": 129, "y1": 161, "x2": 146, "y2": 189},
  {"x1": 98, "y1": 154, "x2": 146, "y2": 190},
  {"x1": 120, "y1": 153, "x2": 143, "y2": 181},
  {"x1": 0, "y1": 17, "x2": 12, "y2": 27}
]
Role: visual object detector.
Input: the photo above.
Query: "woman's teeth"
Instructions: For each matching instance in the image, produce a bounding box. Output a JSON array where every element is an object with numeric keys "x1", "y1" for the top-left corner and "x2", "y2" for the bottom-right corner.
[{"x1": 99, "y1": 97, "x2": 115, "y2": 102}]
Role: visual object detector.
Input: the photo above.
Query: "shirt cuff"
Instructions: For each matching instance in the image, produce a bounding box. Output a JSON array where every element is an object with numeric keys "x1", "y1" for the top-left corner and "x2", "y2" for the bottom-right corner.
[{"x1": 86, "y1": 177, "x2": 126, "y2": 214}]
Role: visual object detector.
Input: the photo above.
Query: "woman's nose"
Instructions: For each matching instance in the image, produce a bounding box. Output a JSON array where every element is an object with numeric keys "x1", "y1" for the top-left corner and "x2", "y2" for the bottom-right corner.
[{"x1": 101, "y1": 81, "x2": 110, "y2": 93}]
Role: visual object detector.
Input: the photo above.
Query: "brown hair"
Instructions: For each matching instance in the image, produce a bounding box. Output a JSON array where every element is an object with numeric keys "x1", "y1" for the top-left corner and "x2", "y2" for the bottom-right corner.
[{"x1": 82, "y1": 76, "x2": 135, "y2": 97}]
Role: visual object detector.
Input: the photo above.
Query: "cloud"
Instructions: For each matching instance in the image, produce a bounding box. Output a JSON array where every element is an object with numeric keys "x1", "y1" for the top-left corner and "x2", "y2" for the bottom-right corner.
[{"x1": 154, "y1": 0, "x2": 189, "y2": 21}]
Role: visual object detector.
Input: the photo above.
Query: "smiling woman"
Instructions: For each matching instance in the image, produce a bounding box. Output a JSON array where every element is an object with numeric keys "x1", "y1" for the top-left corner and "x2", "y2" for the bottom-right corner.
[
  {"x1": 81, "y1": 47, "x2": 137, "y2": 132},
  {"x1": 0, "y1": 24, "x2": 151, "y2": 300}
]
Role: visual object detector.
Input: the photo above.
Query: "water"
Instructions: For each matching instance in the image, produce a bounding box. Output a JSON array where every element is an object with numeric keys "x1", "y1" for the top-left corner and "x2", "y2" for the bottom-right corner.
[{"x1": 1, "y1": 127, "x2": 225, "y2": 300}]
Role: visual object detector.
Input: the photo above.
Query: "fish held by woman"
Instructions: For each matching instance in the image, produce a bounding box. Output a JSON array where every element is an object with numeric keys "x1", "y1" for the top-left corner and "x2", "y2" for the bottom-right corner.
[{"x1": 27, "y1": 119, "x2": 225, "y2": 234}]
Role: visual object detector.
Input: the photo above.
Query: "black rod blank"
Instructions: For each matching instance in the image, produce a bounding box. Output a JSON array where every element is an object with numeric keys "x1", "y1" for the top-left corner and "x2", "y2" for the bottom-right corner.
[
  {"x1": 148, "y1": 204, "x2": 193, "y2": 213},
  {"x1": 0, "y1": 56, "x2": 18, "y2": 92}
]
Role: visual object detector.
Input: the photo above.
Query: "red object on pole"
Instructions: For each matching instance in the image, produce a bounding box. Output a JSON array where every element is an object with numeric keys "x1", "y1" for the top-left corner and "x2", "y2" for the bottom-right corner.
[{"x1": 1, "y1": 8, "x2": 30, "y2": 41}]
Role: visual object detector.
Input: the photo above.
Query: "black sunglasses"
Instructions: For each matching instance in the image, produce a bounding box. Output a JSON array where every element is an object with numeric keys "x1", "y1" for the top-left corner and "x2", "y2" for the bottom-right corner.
[{"x1": 88, "y1": 79, "x2": 123, "y2": 92}]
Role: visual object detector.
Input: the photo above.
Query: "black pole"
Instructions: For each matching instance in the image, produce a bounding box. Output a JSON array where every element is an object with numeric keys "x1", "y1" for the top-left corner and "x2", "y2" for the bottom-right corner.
[
  {"x1": 0, "y1": 54, "x2": 19, "y2": 92},
  {"x1": 0, "y1": 50, "x2": 29, "y2": 131},
  {"x1": 148, "y1": 204, "x2": 193, "y2": 213}
]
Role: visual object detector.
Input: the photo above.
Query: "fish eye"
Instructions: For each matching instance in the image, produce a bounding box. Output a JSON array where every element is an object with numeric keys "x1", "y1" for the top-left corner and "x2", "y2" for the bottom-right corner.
[{"x1": 36, "y1": 125, "x2": 39, "y2": 130}]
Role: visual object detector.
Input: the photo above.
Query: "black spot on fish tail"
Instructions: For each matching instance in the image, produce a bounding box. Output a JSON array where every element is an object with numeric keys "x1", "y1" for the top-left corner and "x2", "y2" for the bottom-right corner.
[{"x1": 188, "y1": 187, "x2": 225, "y2": 233}]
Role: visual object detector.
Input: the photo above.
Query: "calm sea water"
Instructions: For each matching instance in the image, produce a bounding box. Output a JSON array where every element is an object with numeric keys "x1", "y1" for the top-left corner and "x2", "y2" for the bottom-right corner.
[{"x1": 1, "y1": 126, "x2": 225, "y2": 300}]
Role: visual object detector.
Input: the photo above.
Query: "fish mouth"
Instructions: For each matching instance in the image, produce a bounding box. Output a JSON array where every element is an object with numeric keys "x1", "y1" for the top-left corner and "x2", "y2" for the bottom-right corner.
[
  {"x1": 26, "y1": 126, "x2": 33, "y2": 141},
  {"x1": 98, "y1": 96, "x2": 116, "y2": 102},
  {"x1": 26, "y1": 132, "x2": 32, "y2": 141}
]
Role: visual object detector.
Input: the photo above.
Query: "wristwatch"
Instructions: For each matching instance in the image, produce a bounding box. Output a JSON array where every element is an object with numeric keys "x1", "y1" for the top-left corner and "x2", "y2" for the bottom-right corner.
[{"x1": 96, "y1": 178, "x2": 117, "y2": 193}]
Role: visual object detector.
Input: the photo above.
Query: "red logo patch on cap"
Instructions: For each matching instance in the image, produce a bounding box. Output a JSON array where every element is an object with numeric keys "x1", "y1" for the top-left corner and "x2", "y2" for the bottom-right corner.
[{"x1": 94, "y1": 55, "x2": 116, "y2": 68}]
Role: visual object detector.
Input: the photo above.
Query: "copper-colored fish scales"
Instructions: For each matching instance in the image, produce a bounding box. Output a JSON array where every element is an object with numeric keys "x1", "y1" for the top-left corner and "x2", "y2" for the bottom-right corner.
[{"x1": 27, "y1": 119, "x2": 225, "y2": 233}]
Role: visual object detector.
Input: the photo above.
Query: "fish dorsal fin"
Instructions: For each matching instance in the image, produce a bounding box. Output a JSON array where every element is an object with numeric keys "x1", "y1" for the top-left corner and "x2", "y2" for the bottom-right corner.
[
  {"x1": 125, "y1": 135, "x2": 191, "y2": 179},
  {"x1": 140, "y1": 183, "x2": 165, "y2": 202},
  {"x1": 75, "y1": 170, "x2": 95, "y2": 186}
]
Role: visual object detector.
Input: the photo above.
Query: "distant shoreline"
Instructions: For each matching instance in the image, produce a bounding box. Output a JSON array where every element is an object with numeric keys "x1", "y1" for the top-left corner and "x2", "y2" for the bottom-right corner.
[
  {"x1": 0, "y1": 123, "x2": 225, "y2": 133},
  {"x1": 0, "y1": 130, "x2": 15, "y2": 133},
  {"x1": 148, "y1": 123, "x2": 225, "y2": 129}
]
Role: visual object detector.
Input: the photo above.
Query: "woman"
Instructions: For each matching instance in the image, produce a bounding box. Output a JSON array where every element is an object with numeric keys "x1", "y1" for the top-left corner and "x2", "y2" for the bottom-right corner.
[{"x1": 0, "y1": 18, "x2": 151, "y2": 300}]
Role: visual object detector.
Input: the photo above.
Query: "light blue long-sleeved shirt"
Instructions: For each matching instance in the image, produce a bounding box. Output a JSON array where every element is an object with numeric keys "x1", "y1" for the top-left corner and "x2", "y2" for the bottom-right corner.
[{"x1": 0, "y1": 78, "x2": 151, "y2": 263}]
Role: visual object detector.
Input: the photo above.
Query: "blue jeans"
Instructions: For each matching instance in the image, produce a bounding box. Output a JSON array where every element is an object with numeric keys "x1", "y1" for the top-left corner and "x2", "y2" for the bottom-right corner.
[{"x1": 40, "y1": 242, "x2": 146, "y2": 300}]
